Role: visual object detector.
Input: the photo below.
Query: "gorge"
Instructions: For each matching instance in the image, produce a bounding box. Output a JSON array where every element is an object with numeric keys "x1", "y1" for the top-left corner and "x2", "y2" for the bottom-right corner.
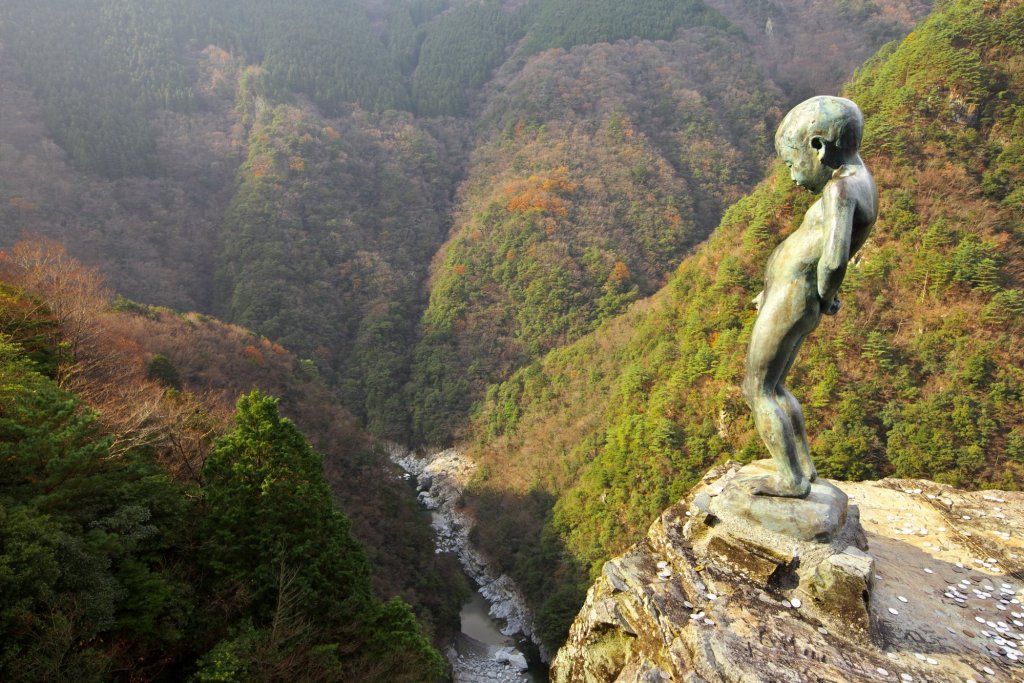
[{"x1": 2, "y1": 0, "x2": 1023, "y2": 681}]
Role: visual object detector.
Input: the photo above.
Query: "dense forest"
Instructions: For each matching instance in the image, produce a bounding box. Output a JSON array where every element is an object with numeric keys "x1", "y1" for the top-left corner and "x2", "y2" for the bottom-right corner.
[
  {"x1": 407, "y1": 28, "x2": 785, "y2": 443},
  {"x1": 463, "y1": 0, "x2": 1024, "y2": 649},
  {"x1": 17, "y1": 0, "x2": 1024, "y2": 677},
  {"x1": 0, "y1": 242, "x2": 456, "y2": 680},
  {"x1": 0, "y1": 0, "x2": 929, "y2": 444}
]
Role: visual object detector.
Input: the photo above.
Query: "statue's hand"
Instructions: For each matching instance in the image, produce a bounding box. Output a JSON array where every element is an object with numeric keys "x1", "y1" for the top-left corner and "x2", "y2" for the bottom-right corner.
[
  {"x1": 823, "y1": 296, "x2": 841, "y2": 316},
  {"x1": 752, "y1": 290, "x2": 765, "y2": 311}
]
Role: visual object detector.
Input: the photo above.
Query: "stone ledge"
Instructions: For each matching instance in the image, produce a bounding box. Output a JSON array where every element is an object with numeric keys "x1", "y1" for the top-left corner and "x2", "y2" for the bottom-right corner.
[
  {"x1": 708, "y1": 460, "x2": 849, "y2": 543},
  {"x1": 552, "y1": 462, "x2": 1024, "y2": 682}
]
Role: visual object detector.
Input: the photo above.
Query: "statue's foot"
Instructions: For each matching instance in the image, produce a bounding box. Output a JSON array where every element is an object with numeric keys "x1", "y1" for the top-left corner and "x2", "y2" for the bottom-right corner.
[{"x1": 738, "y1": 473, "x2": 811, "y2": 498}]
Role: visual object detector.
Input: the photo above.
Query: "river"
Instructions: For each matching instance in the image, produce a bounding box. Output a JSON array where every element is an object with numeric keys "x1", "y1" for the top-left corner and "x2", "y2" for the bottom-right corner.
[
  {"x1": 451, "y1": 586, "x2": 547, "y2": 683},
  {"x1": 422, "y1": 492, "x2": 547, "y2": 682}
]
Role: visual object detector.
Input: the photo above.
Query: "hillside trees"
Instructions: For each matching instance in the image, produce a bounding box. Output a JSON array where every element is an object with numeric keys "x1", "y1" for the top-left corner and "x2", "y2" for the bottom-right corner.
[
  {"x1": 217, "y1": 98, "x2": 467, "y2": 439},
  {"x1": 701, "y1": 0, "x2": 934, "y2": 103},
  {"x1": 0, "y1": 0, "x2": 412, "y2": 178},
  {"x1": 0, "y1": 336, "x2": 199, "y2": 680},
  {"x1": 408, "y1": 28, "x2": 783, "y2": 444},
  {"x1": 0, "y1": 240, "x2": 467, "y2": 668},
  {"x1": 0, "y1": 348, "x2": 447, "y2": 680},
  {"x1": 198, "y1": 391, "x2": 446, "y2": 682},
  {"x1": 517, "y1": 0, "x2": 728, "y2": 57},
  {"x1": 411, "y1": 1, "x2": 523, "y2": 116}
]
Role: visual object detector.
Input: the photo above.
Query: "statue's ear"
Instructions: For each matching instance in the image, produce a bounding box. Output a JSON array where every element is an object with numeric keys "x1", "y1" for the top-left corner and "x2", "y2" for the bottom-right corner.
[
  {"x1": 810, "y1": 136, "x2": 826, "y2": 160},
  {"x1": 811, "y1": 135, "x2": 842, "y2": 168}
]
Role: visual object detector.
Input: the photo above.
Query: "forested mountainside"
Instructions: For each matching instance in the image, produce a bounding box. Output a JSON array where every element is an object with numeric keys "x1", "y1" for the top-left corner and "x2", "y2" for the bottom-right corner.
[
  {"x1": 0, "y1": 241, "x2": 462, "y2": 680},
  {"x1": 0, "y1": 0, "x2": 946, "y2": 675},
  {"x1": 703, "y1": 0, "x2": 934, "y2": 101},
  {"x1": 0, "y1": 0, "x2": 930, "y2": 444},
  {"x1": 463, "y1": 0, "x2": 1024, "y2": 651},
  {"x1": 406, "y1": 29, "x2": 785, "y2": 444}
]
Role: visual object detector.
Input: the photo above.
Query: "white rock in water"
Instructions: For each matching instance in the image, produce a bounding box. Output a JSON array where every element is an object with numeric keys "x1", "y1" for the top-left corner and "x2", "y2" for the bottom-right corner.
[{"x1": 492, "y1": 646, "x2": 529, "y2": 671}]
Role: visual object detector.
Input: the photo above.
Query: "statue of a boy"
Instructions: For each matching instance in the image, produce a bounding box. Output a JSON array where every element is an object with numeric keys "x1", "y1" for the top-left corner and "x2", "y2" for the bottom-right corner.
[{"x1": 742, "y1": 96, "x2": 878, "y2": 497}]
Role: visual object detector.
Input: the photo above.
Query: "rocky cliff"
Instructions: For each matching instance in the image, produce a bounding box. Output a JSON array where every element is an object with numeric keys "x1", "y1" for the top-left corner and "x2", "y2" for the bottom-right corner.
[{"x1": 552, "y1": 463, "x2": 1024, "y2": 682}]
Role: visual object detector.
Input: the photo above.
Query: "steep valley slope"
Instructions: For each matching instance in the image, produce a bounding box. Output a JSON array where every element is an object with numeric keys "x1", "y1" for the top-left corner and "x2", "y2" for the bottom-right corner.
[
  {"x1": 463, "y1": 0, "x2": 1024, "y2": 653},
  {"x1": 0, "y1": 0, "x2": 930, "y2": 444}
]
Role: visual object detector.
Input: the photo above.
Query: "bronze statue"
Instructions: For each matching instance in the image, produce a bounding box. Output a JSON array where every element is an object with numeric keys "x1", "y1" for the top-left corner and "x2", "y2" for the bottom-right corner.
[{"x1": 742, "y1": 96, "x2": 878, "y2": 497}]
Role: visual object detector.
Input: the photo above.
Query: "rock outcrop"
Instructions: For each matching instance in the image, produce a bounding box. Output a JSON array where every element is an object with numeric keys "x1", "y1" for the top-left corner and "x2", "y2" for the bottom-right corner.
[{"x1": 552, "y1": 462, "x2": 1024, "y2": 683}]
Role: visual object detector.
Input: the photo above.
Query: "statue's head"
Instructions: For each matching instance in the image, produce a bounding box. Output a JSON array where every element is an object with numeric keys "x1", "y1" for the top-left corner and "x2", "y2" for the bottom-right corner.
[{"x1": 775, "y1": 96, "x2": 864, "y2": 193}]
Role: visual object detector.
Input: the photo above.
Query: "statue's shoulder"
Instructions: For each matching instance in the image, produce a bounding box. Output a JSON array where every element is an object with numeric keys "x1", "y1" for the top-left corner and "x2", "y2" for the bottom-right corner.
[
  {"x1": 826, "y1": 165, "x2": 874, "y2": 200},
  {"x1": 825, "y1": 165, "x2": 878, "y2": 227}
]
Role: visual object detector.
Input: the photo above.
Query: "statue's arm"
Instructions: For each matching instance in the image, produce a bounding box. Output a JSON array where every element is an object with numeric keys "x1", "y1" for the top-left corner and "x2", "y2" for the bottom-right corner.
[{"x1": 817, "y1": 182, "x2": 857, "y2": 312}]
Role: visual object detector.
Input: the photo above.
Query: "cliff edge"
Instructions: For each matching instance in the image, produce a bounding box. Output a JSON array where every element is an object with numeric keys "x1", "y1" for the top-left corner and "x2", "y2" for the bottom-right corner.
[{"x1": 552, "y1": 462, "x2": 1023, "y2": 682}]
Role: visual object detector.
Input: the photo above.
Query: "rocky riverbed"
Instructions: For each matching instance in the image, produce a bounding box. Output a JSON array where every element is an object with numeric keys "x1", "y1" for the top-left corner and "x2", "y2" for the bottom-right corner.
[{"x1": 386, "y1": 444, "x2": 547, "y2": 681}]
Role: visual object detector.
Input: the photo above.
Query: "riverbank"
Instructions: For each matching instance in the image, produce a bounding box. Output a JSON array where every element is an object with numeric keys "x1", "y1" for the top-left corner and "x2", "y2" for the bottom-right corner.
[{"x1": 386, "y1": 444, "x2": 550, "y2": 674}]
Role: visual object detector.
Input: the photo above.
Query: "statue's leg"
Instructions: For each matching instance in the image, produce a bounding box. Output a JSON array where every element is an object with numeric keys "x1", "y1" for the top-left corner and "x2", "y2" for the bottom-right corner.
[
  {"x1": 777, "y1": 385, "x2": 816, "y2": 482},
  {"x1": 775, "y1": 338, "x2": 817, "y2": 482},
  {"x1": 741, "y1": 293, "x2": 814, "y2": 497}
]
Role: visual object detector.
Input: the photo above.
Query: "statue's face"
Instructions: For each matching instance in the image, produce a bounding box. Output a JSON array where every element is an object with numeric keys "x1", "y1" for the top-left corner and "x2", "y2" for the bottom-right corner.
[{"x1": 777, "y1": 135, "x2": 831, "y2": 193}]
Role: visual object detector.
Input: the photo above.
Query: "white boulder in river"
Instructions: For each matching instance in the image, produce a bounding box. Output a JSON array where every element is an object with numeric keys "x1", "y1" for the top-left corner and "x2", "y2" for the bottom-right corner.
[{"x1": 494, "y1": 646, "x2": 530, "y2": 671}]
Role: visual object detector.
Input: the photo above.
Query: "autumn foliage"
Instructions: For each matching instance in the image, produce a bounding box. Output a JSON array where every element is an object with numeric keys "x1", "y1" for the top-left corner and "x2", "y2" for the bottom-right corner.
[{"x1": 504, "y1": 167, "x2": 578, "y2": 216}]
